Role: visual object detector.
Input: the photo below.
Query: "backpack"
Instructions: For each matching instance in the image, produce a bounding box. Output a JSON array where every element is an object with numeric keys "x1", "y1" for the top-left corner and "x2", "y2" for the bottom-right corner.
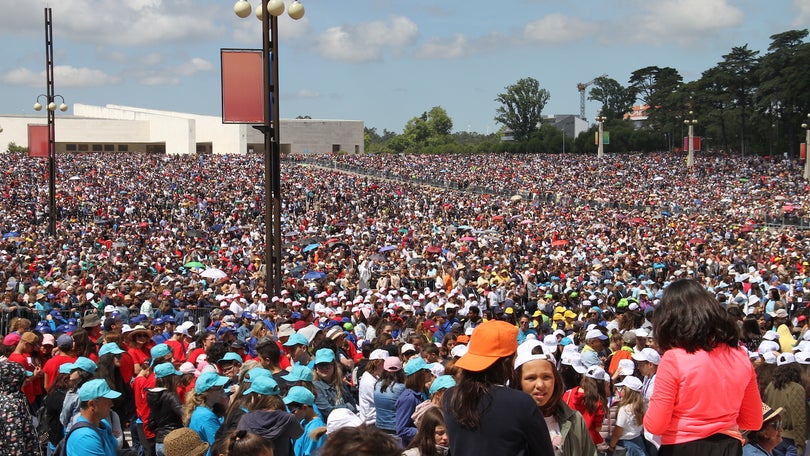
[{"x1": 53, "y1": 420, "x2": 101, "y2": 456}]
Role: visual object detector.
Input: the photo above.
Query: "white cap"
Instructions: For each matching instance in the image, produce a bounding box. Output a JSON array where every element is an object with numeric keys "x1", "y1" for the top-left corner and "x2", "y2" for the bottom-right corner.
[
  {"x1": 777, "y1": 352, "x2": 796, "y2": 366},
  {"x1": 762, "y1": 330, "x2": 779, "y2": 341},
  {"x1": 400, "y1": 343, "x2": 417, "y2": 355},
  {"x1": 617, "y1": 358, "x2": 635, "y2": 376},
  {"x1": 585, "y1": 365, "x2": 610, "y2": 382},
  {"x1": 514, "y1": 351, "x2": 554, "y2": 370},
  {"x1": 326, "y1": 409, "x2": 362, "y2": 434},
  {"x1": 450, "y1": 344, "x2": 468, "y2": 358},
  {"x1": 369, "y1": 349, "x2": 389, "y2": 360},
  {"x1": 103, "y1": 305, "x2": 116, "y2": 313},
  {"x1": 632, "y1": 347, "x2": 661, "y2": 365},
  {"x1": 615, "y1": 375, "x2": 643, "y2": 392},
  {"x1": 585, "y1": 328, "x2": 608, "y2": 340},
  {"x1": 541, "y1": 334, "x2": 558, "y2": 355}
]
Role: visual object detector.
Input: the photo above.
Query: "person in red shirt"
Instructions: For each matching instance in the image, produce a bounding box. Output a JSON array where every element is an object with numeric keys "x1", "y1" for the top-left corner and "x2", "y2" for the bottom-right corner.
[
  {"x1": 123, "y1": 325, "x2": 154, "y2": 384},
  {"x1": 7, "y1": 331, "x2": 44, "y2": 404},
  {"x1": 165, "y1": 324, "x2": 192, "y2": 366},
  {"x1": 133, "y1": 344, "x2": 175, "y2": 456},
  {"x1": 42, "y1": 333, "x2": 78, "y2": 392},
  {"x1": 187, "y1": 330, "x2": 216, "y2": 368}
]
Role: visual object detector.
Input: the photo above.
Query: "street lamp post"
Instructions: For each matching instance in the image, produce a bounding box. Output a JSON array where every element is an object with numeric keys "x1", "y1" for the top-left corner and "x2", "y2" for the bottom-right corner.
[
  {"x1": 801, "y1": 113, "x2": 810, "y2": 180},
  {"x1": 34, "y1": 7, "x2": 68, "y2": 236},
  {"x1": 684, "y1": 111, "x2": 698, "y2": 169},
  {"x1": 233, "y1": 0, "x2": 304, "y2": 296},
  {"x1": 595, "y1": 114, "x2": 607, "y2": 159}
]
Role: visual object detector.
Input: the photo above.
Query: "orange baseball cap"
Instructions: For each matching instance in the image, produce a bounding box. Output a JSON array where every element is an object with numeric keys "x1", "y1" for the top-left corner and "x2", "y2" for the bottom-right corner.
[{"x1": 454, "y1": 320, "x2": 518, "y2": 372}]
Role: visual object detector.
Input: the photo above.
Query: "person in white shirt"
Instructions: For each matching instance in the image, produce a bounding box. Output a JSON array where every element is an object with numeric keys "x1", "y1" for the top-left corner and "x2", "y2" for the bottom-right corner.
[{"x1": 357, "y1": 349, "x2": 388, "y2": 425}]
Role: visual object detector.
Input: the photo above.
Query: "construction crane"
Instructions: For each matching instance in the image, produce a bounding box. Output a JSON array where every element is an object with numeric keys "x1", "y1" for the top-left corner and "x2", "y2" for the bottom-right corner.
[{"x1": 577, "y1": 74, "x2": 607, "y2": 120}]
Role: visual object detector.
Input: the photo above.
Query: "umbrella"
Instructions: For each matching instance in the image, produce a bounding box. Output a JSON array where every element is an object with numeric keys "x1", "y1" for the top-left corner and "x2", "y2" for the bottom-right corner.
[
  {"x1": 492, "y1": 215, "x2": 504, "y2": 221},
  {"x1": 369, "y1": 254, "x2": 387, "y2": 261},
  {"x1": 510, "y1": 195, "x2": 523, "y2": 202},
  {"x1": 688, "y1": 238, "x2": 706, "y2": 245},
  {"x1": 457, "y1": 225, "x2": 474, "y2": 230},
  {"x1": 379, "y1": 245, "x2": 398, "y2": 253},
  {"x1": 186, "y1": 229, "x2": 206, "y2": 238},
  {"x1": 459, "y1": 236, "x2": 476, "y2": 242},
  {"x1": 284, "y1": 230, "x2": 300, "y2": 237},
  {"x1": 653, "y1": 176, "x2": 664, "y2": 181},
  {"x1": 303, "y1": 243, "x2": 321, "y2": 253},
  {"x1": 426, "y1": 245, "x2": 443, "y2": 254},
  {"x1": 629, "y1": 217, "x2": 645, "y2": 224},
  {"x1": 69, "y1": 175, "x2": 81, "y2": 181},
  {"x1": 184, "y1": 261, "x2": 205, "y2": 269},
  {"x1": 551, "y1": 239, "x2": 569, "y2": 247},
  {"x1": 2, "y1": 231, "x2": 20, "y2": 239},
  {"x1": 398, "y1": 228, "x2": 409, "y2": 234},
  {"x1": 289, "y1": 265, "x2": 306, "y2": 278},
  {"x1": 112, "y1": 241, "x2": 127, "y2": 248},
  {"x1": 303, "y1": 271, "x2": 327, "y2": 280},
  {"x1": 210, "y1": 224, "x2": 224, "y2": 233},
  {"x1": 661, "y1": 211, "x2": 672, "y2": 217},
  {"x1": 200, "y1": 268, "x2": 227, "y2": 280},
  {"x1": 409, "y1": 257, "x2": 426, "y2": 265},
  {"x1": 519, "y1": 219, "x2": 533, "y2": 225}
]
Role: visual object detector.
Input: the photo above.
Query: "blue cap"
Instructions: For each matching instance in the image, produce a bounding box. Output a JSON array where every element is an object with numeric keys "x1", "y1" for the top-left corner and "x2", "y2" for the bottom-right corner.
[
  {"x1": 218, "y1": 352, "x2": 243, "y2": 364},
  {"x1": 195, "y1": 372, "x2": 229, "y2": 394},
  {"x1": 314, "y1": 348, "x2": 335, "y2": 365},
  {"x1": 217, "y1": 326, "x2": 235, "y2": 337},
  {"x1": 429, "y1": 375, "x2": 456, "y2": 395},
  {"x1": 79, "y1": 379, "x2": 122, "y2": 401},
  {"x1": 281, "y1": 365, "x2": 314, "y2": 382},
  {"x1": 65, "y1": 356, "x2": 97, "y2": 374},
  {"x1": 404, "y1": 357, "x2": 430, "y2": 376},
  {"x1": 50, "y1": 310, "x2": 65, "y2": 320},
  {"x1": 153, "y1": 317, "x2": 165, "y2": 325},
  {"x1": 150, "y1": 344, "x2": 172, "y2": 365},
  {"x1": 130, "y1": 314, "x2": 147, "y2": 324},
  {"x1": 58, "y1": 363, "x2": 74, "y2": 374},
  {"x1": 291, "y1": 311, "x2": 302, "y2": 320},
  {"x1": 282, "y1": 333, "x2": 309, "y2": 347},
  {"x1": 154, "y1": 363, "x2": 182, "y2": 379},
  {"x1": 163, "y1": 315, "x2": 175, "y2": 323},
  {"x1": 98, "y1": 342, "x2": 126, "y2": 357},
  {"x1": 245, "y1": 367, "x2": 272, "y2": 382},
  {"x1": 35, "y1": 322, "x2": 52, "y2": 334},
  {"x1": 241, "y1": 376, "x2": 280, "y2": 396},
  {"x1": 283, "y1": 385, "x2": 315, "y2": 406}
]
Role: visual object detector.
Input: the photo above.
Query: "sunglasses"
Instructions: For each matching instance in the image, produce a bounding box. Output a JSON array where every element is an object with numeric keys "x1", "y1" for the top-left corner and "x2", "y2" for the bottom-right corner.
[{"x1": 767, "y1": 420, "x2": 783, "y2": 430}]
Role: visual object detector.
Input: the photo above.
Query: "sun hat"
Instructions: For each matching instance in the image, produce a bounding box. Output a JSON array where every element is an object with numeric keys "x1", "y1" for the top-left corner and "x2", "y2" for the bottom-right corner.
[
  {"x1": 615, "y1": 375, "x2": 643, "y2": 392},
  {"x1": 155, "y1": 363, "x2": 183, "y2": 378},
  {"x1": 369, "y1": 349, "x2": 389, "y2": 360},
  {"x1": 283, "y1": 385, "x2": 315, "y2": 406},
  {"x1": 585, "y1": 328, "x2": 608, "y2": 340},
  {"x1": 514, "y1": 351, "x2": 555, "y2": 370},
  {"x1": 325, "y1": 326, "x2": 344, "y2": 340},
  {"x1": 242, "y1": 376, "x2": 281, "y2": 396},
  {"x1": 78, "y1": 378, "x2": 122, "y2": 401},
  {"x1": 195, "y1": 371, "x2": 229, "y2": 394},
  {"x1": 455, "y1": 320, "x2": 519, "y2": 372},
  {"x1": 450, "y1": 344, "x2": 468, "y2": 358},
  {"x1": 383, "y1": 357, "x2": 403, "y2": 372},
  {"x1": 777, "y1": 352, "x2": 796, "y2": 366},
  {"x1": 282, "y1": 332, "x2": 310, "y2": 347},
  {"x1": 98, "y1": 342, "x2": 126, "y2": 357},
  {"x1": 632, "y1": 347, "x2": 661, "y2": 365},
  {"x1": 617, "y1": 358, "x2": 635, "y2": 376},
  {"x1": 326, "y1": 408, "x2": 362, "y2": 434},
  {"x1": 163, "y1": 427, "x2": 209, "y2": 456},
  {"x1": 277, "y1": 323, "x2": 295, "y2": 338},
  {"x1": 774, "y1": 309, "x2": 789, "y2": 318},
  {"x1": 429, "y1": 375, "x2": 457, "y2": 395},
  {"x1": 760, "y1": 402, "x2": 784, "y2": 426},
  {"x1": 64, "y1": 356, "x2": 98, "y2": 374},
  {"x1": 585, "y1": 365, "x2": 610, "y2": 382},
  {"x1": 309, "y1": 347, "x2": 334, "y2": 365},
  {"x1": 81, "y1": 314, "x2": 101, "y2": 328},
  {"x1": 404, "y1": 357, "x2": 431, "y2": 376},
  {"x1": 218, "y1": 352, "x2": 243, "y2": 364},
  {"x1": 281, "y1": 365, "x2": 314, "y2": 382}
]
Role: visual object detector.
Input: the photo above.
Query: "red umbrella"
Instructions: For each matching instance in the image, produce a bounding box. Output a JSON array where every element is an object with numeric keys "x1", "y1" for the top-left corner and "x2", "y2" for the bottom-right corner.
[
  {"x1": 492, "y1": 215, "x2": 504, "y2": 221},
  {"x1": 426, "y1": 245, "x2": 443, "y2": 254},
  {"x1": 689, "y1": 238, "x2": 706, "y2": 245},
  {"x1": 459, "y1": 236, "x2": 476, "y2": 242},
  {"x1": 629, "y1": 217, "x2": 645, "y2": 224},
  {"x1": 551, "y1": 239, "x2": 569, "y2": 247}
]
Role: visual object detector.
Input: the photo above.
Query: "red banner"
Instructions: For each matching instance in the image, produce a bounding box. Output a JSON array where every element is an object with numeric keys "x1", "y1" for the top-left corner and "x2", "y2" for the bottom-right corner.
[
  {"x1": 802, "y1": 143, "x2": 807, "y2": 160},
  {"x1": 682, "y1": 136, "x2": 701, "y2": 151},
  {"x1": 28, "y1": 124, "x2": 49, "y2": 158},
  {"x1": 221, "y1": 49, "x2": 266, "y2": 124}
]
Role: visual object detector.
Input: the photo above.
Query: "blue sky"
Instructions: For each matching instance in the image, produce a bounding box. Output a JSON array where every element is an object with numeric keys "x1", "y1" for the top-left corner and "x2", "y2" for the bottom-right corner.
[{"x1": 1, "y1": 0, "x2": 809, "y2": 134}]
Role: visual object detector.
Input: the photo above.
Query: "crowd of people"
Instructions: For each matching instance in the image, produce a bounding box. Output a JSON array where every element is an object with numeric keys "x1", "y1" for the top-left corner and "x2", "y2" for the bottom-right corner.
[{"x1": 0, "y1": 150, "x2": 809, "y2": 456}]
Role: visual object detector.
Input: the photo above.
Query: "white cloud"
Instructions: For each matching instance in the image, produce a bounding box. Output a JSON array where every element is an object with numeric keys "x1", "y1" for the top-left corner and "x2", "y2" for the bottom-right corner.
[
  {"x1": 415, "y1": 34, "x2": 470, "y2": 59},
  {"x1": 0, "y1": 65, "x2": 120, "y2": 88},
  {"x1": 523, "y1": 14, "x2": 597, "y2": 44},
  {"x1": 623, "y1": 0, "x2": 744, "y2": 45},
  {"x1": 295, "y1": 89, "x2": 320, "y2": 98},
  {"x1": 313, "y1": 16, "x2": 419, "y2": 63},
  {"x1": 175, "y1": 58, "x2": 213, "y2": 76},
  {"x1": 794, "y1": 0, "x2": 810, "y2": 26}
]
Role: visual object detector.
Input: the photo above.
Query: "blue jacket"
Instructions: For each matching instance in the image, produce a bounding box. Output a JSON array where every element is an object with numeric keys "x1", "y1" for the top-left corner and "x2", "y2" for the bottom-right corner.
[
  {"x1": 395, "y1": 388, "x2": 424, "y2": 447},
  {"x1": 373, "y1": 382, "x2": 405, "y2": 431}
]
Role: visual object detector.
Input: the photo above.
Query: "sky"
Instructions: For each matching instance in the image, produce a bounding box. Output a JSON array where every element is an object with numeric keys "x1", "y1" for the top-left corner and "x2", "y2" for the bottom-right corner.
[{"x1": 1, "y1": 0, "x2": 809, "y2": 135}]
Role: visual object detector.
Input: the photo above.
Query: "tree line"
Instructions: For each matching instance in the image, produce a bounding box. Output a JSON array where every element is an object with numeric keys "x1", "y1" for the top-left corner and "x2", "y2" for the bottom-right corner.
[{"x1": 365, "y1": 29, "x2": 810, "y2": 157}]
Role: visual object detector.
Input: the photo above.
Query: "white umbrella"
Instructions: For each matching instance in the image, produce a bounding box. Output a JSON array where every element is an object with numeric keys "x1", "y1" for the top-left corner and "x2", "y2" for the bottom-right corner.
[{"x1": 200, "y1": 268, "x2": 227, "y2": 280}]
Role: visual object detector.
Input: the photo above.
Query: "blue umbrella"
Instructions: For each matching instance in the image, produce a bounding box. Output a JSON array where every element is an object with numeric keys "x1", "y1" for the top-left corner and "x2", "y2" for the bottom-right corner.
[
  {"x1": 661, "y1": 211, "x2": 672, "y2": 217},
  {"x1": 303, "y1": 243, "x2": 321, "y2": 253},
  {"x1": 378, "y1": 245, "x2": 397, "y2": 253},
  {"x1": 210, "y1": 224, "x2": 224, "y2": 233},
  {"x1": 2, "y1": 231, "x2": 20, "y2": 239},
  {"x1": 303, "y1": 271, "x2": 326, "y2": 280}
]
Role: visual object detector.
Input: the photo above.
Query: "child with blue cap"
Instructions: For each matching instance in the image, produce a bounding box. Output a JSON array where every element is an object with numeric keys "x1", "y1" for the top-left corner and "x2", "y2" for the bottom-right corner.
[{"x1": 284, "y1": 386, "x2": 326, "y2": 456}]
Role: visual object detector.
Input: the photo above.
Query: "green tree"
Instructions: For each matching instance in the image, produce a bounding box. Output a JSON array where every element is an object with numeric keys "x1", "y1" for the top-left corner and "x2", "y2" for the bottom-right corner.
[
  {"x1": 588, "y1": 76, "x2": 635, "y2": 119},
  {"x1": 426, "y1": 106, "x2": 453, "y2": 137},
  {"x1": 494, "y1": 77, "x2": 550, "y2": 141}
]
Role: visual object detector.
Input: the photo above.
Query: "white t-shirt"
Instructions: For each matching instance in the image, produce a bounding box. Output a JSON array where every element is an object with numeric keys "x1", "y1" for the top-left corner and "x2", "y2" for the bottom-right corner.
[
  {"x1": 357, "y1": 370, "x2": 378, "y2": 425},
  {"x1": 616, "y1": 404, "x2": 643, "y2": 440}
]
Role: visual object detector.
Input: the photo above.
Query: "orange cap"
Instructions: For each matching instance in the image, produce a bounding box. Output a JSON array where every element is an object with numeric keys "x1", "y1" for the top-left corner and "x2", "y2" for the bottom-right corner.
[{"x1": 454, "y1": 320, "x2": 518, "y2": 372}]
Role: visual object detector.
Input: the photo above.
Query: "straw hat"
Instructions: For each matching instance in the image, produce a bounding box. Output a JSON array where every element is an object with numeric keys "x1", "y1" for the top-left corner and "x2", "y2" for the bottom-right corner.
[{"x1": 163, "y1": 428, "x2": 208, "y2": 456}]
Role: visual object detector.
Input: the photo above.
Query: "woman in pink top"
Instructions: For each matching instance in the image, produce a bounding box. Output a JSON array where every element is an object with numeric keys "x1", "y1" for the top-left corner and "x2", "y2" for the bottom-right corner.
[{"x1": 643, "y1": 279, "x2": 763, "y2": 456}]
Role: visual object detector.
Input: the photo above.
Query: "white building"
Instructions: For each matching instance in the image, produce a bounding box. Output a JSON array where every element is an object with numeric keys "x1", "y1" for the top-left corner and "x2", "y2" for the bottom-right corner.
[{"x1": 0, "y1": 104, "x2": 364, "y2": 155}]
